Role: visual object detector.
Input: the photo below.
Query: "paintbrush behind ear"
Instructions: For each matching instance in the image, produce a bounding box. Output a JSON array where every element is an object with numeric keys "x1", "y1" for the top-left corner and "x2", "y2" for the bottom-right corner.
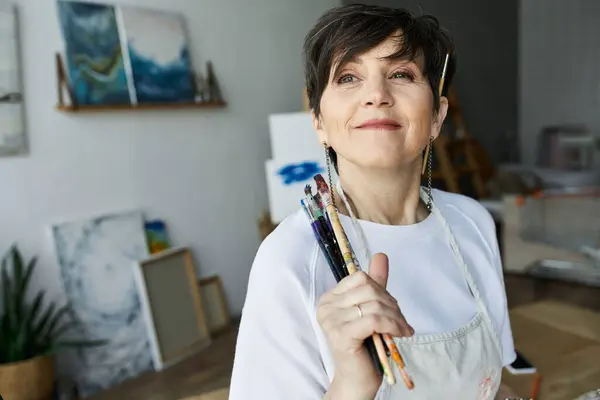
[{"x1": 422, "y1": 52, "x2": 450, "y2": 175}]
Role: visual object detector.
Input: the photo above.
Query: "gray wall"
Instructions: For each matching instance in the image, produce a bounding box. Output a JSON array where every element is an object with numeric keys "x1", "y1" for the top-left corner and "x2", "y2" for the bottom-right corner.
[
  {"x1": 343, "y1": 0, "x2": 519, "y2": 163},
  {"x1": 519, "y1": 0, "x2": 600, "y2": 165},
  {"x1": 0, "y1": 0, "x2": 340, "y2": 318}
]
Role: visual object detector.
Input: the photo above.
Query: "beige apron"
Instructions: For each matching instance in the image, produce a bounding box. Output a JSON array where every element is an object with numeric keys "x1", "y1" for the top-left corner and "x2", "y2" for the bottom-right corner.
[{"x1": 336, "y1": 182, "x2": 504, "y2": 400}]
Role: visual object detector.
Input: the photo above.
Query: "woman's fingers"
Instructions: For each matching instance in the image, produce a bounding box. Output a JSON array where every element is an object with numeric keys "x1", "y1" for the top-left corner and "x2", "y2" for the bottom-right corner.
[
  {"x1": 334, "y1": 282, "x2": 398, "y2": 310},
  {"x1": 318, "y1": 271, "x2": 373, "y2": 310},
  {"x1": 331, "y1": 270, "x2": 371, "y2": 294},
  {"x1": 340, "y1": 300, "x2": 413, "y2": 336},
  {"x1": 336, "y1": 314, "x2": 405, "y2": 350}
]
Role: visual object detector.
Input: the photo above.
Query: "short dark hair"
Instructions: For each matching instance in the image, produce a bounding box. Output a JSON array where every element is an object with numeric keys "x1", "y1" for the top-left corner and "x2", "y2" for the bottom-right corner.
[
  {"x1": 302, "y1": 3, "x2": 456, "y2": 118},
  {"x1": 302, "y1": 4, "x2": 456, "y2": 172}
]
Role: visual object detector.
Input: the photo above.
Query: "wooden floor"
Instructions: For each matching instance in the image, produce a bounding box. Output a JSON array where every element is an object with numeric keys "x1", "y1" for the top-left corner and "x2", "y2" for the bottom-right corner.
[
  {"x1": 88, "y1": 325, "x2": 238, "y2": 400},
  {"x1": 86, "y1": 273, "x2": 599, "y2": 400}
]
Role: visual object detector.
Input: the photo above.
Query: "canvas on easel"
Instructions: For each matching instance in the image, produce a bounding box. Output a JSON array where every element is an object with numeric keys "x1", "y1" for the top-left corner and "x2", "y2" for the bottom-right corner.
[{"x1": 133, "y1": 247, "x2": 211, "y2": 371}]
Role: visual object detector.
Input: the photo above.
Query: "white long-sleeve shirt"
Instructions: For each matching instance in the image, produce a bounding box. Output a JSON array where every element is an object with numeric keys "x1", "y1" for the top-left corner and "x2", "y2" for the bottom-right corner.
[{"x1": 229, "y1": 189, "x2": 516, "y2": 399}]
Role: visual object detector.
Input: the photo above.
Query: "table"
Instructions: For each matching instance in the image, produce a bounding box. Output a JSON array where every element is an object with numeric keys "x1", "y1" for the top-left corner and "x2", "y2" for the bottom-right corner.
[{"x1": 502, "y1": 301, "x2": 600, "y2": 399}]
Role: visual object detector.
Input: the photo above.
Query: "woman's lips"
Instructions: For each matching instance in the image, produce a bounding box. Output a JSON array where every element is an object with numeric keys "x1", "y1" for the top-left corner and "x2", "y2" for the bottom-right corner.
[{"x1": 355, "y1": 118, "x2": 402, "y2": 130}]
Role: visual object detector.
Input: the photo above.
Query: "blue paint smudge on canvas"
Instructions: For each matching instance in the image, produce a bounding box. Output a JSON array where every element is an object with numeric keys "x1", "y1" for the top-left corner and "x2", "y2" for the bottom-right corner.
[{"x1": 277, "y1": 161, "x2": 324, "y2": 185}]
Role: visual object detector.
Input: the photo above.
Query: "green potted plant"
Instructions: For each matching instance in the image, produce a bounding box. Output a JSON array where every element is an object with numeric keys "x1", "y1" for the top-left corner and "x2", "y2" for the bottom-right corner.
[{"x1": 0, "y1": 244, "x2": 105, "y2": 400}]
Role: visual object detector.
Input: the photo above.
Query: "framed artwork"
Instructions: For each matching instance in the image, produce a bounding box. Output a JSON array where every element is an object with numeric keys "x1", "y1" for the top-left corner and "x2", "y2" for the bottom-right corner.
[
  {"x1": 133, "y1": 247, "x2": 211, "y2": 371},
  {"x1": 0, "y1": 1, "x2": 27, "y2": 156},
  {"x1": 198, "y1": 275, "x2": 231, "y2": 335},
  {"x1": 56, "y1": 1, "x2": 196, "y2": 106}
]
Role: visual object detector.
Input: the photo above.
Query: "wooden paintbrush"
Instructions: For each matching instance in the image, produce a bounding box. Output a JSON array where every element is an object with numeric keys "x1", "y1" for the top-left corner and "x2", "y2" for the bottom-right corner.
[{"x1": 314, "y1": 174, "x2": 405, "y2": 387}]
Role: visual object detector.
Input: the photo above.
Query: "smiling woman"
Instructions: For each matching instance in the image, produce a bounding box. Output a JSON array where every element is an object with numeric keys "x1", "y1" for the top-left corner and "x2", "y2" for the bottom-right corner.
[{"x1": 230, "y1": 4, "x2": 516, "y2": 400}]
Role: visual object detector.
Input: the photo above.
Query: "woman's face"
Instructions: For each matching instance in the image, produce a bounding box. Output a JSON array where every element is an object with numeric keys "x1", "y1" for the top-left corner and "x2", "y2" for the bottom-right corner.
[{"x1": 313, "y1": 36, "x2": 448, "y2": 172}]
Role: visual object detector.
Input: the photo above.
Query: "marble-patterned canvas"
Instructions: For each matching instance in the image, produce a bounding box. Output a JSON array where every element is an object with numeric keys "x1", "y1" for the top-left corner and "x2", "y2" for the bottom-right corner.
[{"x1": 52, "y1": 210, "x2": 152, "y2": 398}]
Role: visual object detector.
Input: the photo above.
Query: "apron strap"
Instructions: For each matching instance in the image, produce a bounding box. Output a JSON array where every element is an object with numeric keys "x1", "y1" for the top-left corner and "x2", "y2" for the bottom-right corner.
[{"x1": 335, "y1": 180, "x2": 503, "y2": 355}]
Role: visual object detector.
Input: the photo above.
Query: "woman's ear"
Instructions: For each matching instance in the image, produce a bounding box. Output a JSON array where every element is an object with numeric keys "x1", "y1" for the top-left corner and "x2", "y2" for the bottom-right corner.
[
  {"x1": 312, "y1": 110, "x2": 328, "y2": 144},
  {"x1": 431, "y1": 95, "x2": 449, "y2": 140}
]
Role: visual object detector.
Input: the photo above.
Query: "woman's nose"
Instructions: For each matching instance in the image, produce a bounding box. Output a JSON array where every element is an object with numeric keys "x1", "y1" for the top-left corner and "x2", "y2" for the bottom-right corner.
[{"x1": 362, "y1": 79, "x2": 394, "y2": 108}]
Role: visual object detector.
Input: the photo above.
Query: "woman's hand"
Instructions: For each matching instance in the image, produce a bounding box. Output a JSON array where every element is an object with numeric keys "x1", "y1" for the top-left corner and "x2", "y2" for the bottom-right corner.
[{"x1": 318, "y1": 253, "x2": 414, "y2": 400}]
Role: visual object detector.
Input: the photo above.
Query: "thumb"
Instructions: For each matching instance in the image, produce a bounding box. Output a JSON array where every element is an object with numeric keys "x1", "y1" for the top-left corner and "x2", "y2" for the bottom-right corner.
[{"x1": 368, "y1": 253, "x2": 389, "y2": 289}]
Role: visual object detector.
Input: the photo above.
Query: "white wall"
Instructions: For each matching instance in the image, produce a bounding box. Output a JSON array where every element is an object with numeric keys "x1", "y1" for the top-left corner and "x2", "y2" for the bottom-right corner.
[
  {"x1": 519, "y1": 0, "x2": 600, "y2": 165},
  {"x1": 0, "y1": 0, "x2": 339, "y2": 316}
]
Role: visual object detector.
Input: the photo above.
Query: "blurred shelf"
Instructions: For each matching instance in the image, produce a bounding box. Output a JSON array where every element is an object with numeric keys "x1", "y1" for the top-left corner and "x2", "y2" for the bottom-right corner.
[{"x1": 55, "y1": 100, "x2": 227, "y2": 113}]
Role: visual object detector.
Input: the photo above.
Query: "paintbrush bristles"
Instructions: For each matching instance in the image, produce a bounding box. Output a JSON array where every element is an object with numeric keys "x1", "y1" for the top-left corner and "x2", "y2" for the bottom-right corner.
[
  {"x1": 313, "y1": 174, "x2": 356, "y2": 272},
  {"x1": 304, "y1": 184, "x2": 312, "y2": 197}
]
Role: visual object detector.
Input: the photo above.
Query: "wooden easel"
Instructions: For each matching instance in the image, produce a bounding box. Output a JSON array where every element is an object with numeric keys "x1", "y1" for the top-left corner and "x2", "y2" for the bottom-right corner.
[{"x1": 429, "y1": 87, "x2": 492, "y2": 198}]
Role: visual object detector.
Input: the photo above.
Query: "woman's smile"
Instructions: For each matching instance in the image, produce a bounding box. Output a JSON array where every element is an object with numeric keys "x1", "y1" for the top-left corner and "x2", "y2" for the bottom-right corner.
[{"x1": 354, "y1": 118, "x2": 402, "y2": 131}]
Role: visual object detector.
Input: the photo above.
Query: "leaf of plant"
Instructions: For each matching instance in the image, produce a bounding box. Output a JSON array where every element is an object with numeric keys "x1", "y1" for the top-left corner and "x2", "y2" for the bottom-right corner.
[
  {"x1": 12, "y1": 246, "x2": 24, "y2": 293},
  {"x1": 31, "y1": 300, "x2": 55, "y2": 340},
  {"x1": 52, "y1": 339, "x2": 108, "y2": 350},
  {"x1": 15, "y1": 255, "x2": 37, "y2": 321},
  {"x1": 1, "y1": 266, "x2": 16, "y2": 334},
  {"x1": 41, "y1": 305, "x2": 71, "y2": 342}
]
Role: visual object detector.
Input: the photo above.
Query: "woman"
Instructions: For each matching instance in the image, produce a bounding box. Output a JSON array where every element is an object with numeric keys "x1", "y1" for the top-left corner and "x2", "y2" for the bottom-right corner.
[{"x1": 230, "y1": 4, "x2": 516, "y2": 399}]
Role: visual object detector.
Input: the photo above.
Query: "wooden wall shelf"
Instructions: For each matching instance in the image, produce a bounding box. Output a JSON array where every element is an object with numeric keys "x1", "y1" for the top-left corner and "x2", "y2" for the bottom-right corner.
[
  {"x1": 54, "y1": 52, "x2": 226, "y2": 114},
  {"x1": 55, "y1": 100, "x2": 227, "y2": 113}
]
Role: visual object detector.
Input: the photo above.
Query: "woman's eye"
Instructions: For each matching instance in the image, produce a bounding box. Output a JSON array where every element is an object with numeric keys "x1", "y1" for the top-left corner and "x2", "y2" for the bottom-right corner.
[
  {"x1": 391, "y1": 71, "x2": 414, "y2": 80},
  {"x1": 338, "y1": 74, "x2": 356, "y2": 84}
]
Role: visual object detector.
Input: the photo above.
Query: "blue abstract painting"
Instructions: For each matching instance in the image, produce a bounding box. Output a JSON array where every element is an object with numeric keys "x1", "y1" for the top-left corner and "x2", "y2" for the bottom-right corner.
[
  {"x1": 56, "y1": 1, "x2": 131, "y2": 105},
  {"x1": 52, "y1": 210, "x2": 152, "y2": 398},
  {"x1": 277, "y1": 161, "x2": 324, "y2": 185},
  {"x1": 119, "y1": 7, "x2": 195, "y2": 104}
]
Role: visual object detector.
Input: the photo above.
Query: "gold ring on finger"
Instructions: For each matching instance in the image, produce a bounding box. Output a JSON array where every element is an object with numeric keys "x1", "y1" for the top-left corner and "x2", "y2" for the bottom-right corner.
[{"x1": 356, "y1": 304, "x2": 363, "y2": 318}]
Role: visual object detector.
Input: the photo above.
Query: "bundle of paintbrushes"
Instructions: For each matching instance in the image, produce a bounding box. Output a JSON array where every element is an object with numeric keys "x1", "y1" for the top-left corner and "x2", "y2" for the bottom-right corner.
[{"x1": 301, "y1": 174, "x2": 414, "y2": 390}]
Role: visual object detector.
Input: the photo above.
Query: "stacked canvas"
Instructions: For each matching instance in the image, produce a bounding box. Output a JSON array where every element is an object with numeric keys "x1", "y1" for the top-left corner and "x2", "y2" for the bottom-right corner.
[{"x1": 265, "y1": 112, "x2": 337, "y2": 223}]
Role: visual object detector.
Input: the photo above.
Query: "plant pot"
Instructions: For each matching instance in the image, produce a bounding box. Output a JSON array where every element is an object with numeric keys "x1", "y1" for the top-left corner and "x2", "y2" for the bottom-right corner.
[{"x1": 0, "y1": 355, "x2": 54, "y2": 400}]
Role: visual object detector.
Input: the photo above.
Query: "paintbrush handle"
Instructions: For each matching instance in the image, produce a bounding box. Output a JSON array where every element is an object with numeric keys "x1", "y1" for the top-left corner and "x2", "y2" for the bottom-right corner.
[
  {"x1": 382, "y1": 333, "x2": 414, "y2": 389},
  {"x1": 323, "y1": 204, "x2": 358, "y2": 273},
  {"x1": 323, "y1": 203, "x2": 396, "y2": 385}
]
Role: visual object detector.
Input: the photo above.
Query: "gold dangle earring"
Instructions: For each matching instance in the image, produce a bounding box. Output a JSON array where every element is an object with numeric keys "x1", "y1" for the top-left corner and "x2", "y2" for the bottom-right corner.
[
  {"x1": 426, "y1": 136, "x2": 433, "y2": 212},
  {"x1": 421, "y1": 52, "x2": 449, "y2": 212},
  {"x1": 323, "y1": 141, "x2": 336, "y2": 210}
]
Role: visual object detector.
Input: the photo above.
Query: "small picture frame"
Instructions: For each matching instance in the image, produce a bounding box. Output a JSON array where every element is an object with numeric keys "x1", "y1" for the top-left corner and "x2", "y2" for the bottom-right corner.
[
  {"x1": 133, "y1": 247, "x2": 211, "y2": 371},
  {"x1": 198, "y1": 275, "x2": 231, "y2": 335}
]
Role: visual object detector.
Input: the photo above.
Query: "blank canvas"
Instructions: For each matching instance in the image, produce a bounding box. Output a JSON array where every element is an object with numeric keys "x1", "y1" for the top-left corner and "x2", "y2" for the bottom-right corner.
[
  {"x1": 134, "y1": 247, "x2": 211, "y2": 371},
  {"x1": 198, "y1": 276, "x2": 230, "y2": 334},
  {"x1": 268, "y1": 112, "x2": 323, "y2": 162}
]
